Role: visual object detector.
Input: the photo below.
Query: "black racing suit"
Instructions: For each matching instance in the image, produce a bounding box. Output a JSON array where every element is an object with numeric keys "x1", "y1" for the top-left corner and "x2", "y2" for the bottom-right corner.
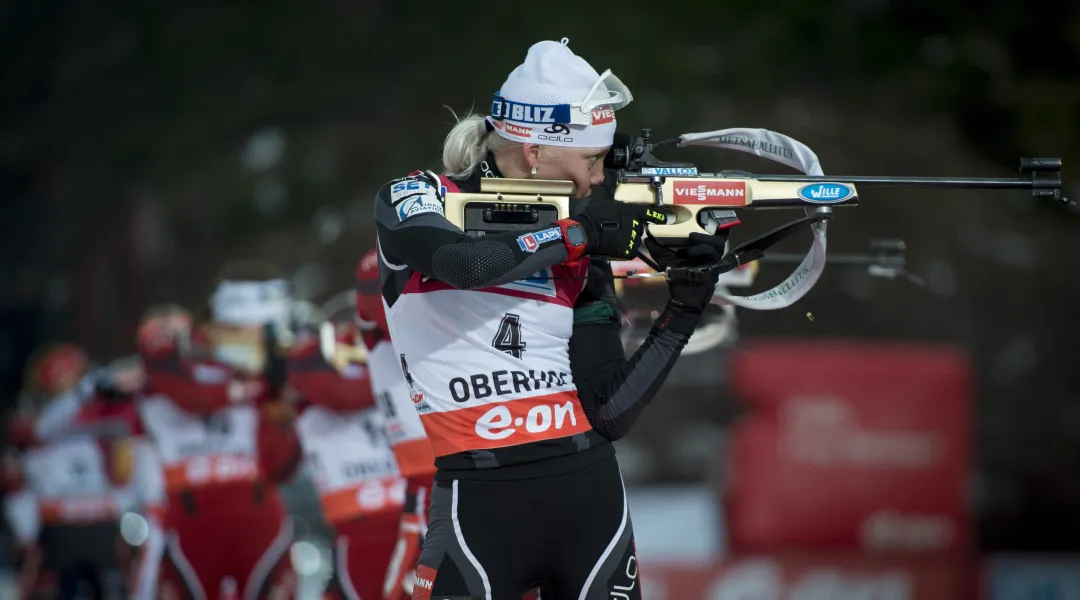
[{"x1": 374, "y1": 154, "x2": 706, "y2": 600}]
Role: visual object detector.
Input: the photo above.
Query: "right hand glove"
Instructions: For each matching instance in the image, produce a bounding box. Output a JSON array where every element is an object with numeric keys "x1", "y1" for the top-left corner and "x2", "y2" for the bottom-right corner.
[
  {"x1": 572, "y1": 200, "x2": 667, "y2": 260},
  {"x1": 645, "y1": 232, "x2": 729, "y2": 313}
]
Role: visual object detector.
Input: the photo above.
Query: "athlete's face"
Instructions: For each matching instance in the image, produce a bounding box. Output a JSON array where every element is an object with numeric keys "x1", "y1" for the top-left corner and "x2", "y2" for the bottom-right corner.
[
  {"x1": 108, "y1": 362, "x2": 146, "y2": 395},
  {"x1": 137, "y1": 310, "x2": 192, "y2": 353},
  {"x1": 530, "y1": 145, "x2": 609, "y2": 198}
]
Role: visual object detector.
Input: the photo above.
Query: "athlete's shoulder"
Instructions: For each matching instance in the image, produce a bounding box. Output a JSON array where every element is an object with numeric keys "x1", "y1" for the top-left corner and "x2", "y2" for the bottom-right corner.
[{"x1": 375, "y1": 170, "x2": 450, "y2": 222}]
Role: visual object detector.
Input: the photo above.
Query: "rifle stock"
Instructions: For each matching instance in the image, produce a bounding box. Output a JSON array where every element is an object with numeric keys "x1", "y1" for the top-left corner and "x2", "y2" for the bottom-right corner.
[
  {"x1": 443, "y1": 175, "x2": 860, "y2": 238},
  {"x1": 318, "y1": 322, "x2": 368, "y2": 373}
]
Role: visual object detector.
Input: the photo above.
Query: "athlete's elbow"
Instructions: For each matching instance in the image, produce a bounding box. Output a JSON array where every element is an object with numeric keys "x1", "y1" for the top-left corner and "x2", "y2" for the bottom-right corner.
[
  {"x1": 438, "y1": 267, "x2": 498, "y2": 290},
  {"x1": 431, "y1": 241, "x2": 517, "y2": 290},
  {"x1": 592, "y1": 414, "x2": 641, "y2": 441},
  {"x1": 582, "y1": 402, "x2": 636, "y2": 441},
  {"x1": 593, "y1": 422, "x2": 631, "y2": 442}
]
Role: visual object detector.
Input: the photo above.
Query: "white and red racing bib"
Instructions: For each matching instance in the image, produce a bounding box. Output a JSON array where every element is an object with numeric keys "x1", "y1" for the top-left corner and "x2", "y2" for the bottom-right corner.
[
  {"x1": 139, "y1": 395, "x2": 261, "y2": 493},
  {"x1": 296, "y1": 406, "x2": 405, "y2": 524},
  {"x1": 368, "y1": 338, "x2": 436, "y2": 477},
  {"x1": 22, "y1": 437, "x2": 136, "y2": 524},
  {"x1": 385, "y1": 262, "x2": 594, "y2": 457}
]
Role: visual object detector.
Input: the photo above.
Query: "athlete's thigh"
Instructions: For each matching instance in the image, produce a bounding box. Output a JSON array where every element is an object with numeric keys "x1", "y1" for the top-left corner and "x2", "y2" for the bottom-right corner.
[
  {"x1": 553, "y1": 522, "x2": 640, "y2": 599},
  {"x1": 156, "y1": 552, "x2": 201, "y2": 600},
  {"x1": 249, "y1": 549, "x2": 297, "y2": 600},
  {"x1": 414, "y1": 479, "x2": 523, "y2": 600},
  {"x1": 549, "y1": 463, "x2": 641, "y2": 600}
]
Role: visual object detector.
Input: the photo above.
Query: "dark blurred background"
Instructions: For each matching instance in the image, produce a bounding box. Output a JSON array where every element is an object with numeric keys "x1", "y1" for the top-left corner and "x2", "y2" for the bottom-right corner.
[{"x1": 1, "y1": 0, "x2": 1078, "y2": 597}]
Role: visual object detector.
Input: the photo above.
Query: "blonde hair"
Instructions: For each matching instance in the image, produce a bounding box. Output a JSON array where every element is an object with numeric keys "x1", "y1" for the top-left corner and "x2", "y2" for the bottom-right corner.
[{"x1": 441, "y1": 108, "x2": 522, "y2": 178}]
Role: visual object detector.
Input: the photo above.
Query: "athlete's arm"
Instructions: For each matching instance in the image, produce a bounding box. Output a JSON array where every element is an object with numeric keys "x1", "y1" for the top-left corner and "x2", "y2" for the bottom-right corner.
[
  {"x1": 286, "y1": 328, "x2": 375, "y2": 412},
  {"x1": 374, "y1": 173, "x2": 574, "y2": 289},
  {"x1": 32, "y1": 379, "x2": 95, "y2": 441},
  {"x1": 569, "y1": 260, "x2": 702, "y2": 441},
  {"x1": 140, "y1": 344, "x2": 247, "y2": 412},
  {"x1": 258, "y1": 412, "x2": 303, "y2": 485}
]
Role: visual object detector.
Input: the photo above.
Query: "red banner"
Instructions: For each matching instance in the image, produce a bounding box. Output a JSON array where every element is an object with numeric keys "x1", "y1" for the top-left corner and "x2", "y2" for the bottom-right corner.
[
  {"x1": 641, "y1": 554, "x2": 972, "y2": 600},
  {"x1": 724, "y1": 339, "x2": 972, "y2": 555}
]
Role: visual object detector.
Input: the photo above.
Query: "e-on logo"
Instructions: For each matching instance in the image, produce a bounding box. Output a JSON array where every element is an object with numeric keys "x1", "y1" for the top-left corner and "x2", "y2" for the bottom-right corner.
[
  {"x1": 474, "y1": 400, "x2": 579, "y2": 441},
  {"x1": 797, "y1": 183, "x2": 854, "y2": 203}
]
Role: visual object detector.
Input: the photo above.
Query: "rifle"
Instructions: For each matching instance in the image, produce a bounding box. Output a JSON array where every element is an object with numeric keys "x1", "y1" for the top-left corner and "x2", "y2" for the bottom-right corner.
[
  {"x1": 444, "y1": 128, "x2": 1068, "y2": 238},
  {"x1": 444, "y1": 127, "x2": 1066, "y2": 310}
]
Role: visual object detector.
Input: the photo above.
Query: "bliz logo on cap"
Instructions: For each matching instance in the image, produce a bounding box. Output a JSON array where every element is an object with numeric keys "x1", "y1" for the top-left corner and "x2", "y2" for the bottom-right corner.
[
  {"x1": 797, "y1": 183, "x2": 854, "y2": 203},
  {"x1": 491, "y1": 95, "x2": 572, "y2": 124},
  {"x1": 516, "y1": 227, "x2": 562, "y2": 253}
]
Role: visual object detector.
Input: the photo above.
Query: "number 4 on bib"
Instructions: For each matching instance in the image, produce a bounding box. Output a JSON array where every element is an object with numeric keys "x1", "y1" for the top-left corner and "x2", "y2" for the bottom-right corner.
[{"x1": 492, "y1": 313, "x2": 526, "y2": 359}]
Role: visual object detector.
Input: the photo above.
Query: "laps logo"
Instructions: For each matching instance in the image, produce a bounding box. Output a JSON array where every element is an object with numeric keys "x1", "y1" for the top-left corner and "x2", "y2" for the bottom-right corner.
[
  {"x1": 516, "y1": 227, "x2": 562, "y2": 252},
  {"x1": 591, "y1": 106, "x2": 615, "y2": 125},
  {"x1": 672, "y1": 180, "x2": 747, "y2": 205}
]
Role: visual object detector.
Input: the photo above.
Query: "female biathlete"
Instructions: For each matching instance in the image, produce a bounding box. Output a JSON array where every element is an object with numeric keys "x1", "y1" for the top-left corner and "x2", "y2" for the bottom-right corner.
[{"x1": 373, "y1": 39, "x2": 726, "y2": 599}]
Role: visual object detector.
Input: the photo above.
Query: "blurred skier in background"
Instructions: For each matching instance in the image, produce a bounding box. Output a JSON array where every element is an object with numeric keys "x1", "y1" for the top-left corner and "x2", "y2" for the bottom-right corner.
[
  {"x1": 3, "y1": 344, "x2": 158, "y2": 600},
  {"x1": 134, "y1": 260, "x2": 301, "y2": 600}
]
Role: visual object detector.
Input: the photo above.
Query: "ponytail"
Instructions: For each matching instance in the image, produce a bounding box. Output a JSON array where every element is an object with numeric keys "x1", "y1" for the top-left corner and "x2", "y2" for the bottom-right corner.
[
  {"x1": 441, "y1": 111, "x2": 489, "y2": 178},
  {"x1": 441, "y1": 109, "x2": 520, "y2": 178}
]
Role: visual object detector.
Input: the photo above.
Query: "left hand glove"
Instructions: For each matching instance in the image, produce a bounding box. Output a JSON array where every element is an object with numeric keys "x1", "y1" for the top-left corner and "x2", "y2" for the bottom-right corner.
[{"x1": 644, "y1": 232, "x2": 727, "y2": 270}]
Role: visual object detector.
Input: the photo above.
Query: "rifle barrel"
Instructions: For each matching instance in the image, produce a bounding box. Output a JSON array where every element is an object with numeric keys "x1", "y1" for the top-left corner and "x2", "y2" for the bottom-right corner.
[{"x1": 746, "y1": 174, "x2": 1057, "y2": 189}]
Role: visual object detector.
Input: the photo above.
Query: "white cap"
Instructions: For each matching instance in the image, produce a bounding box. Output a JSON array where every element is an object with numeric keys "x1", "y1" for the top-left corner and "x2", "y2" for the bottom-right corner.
[
  {"x1": 209, "y1": 279, "x2": 291, "y2": 326},
  {"x1": 486, "y1": 38, "x2": 632, "y2": 149}
]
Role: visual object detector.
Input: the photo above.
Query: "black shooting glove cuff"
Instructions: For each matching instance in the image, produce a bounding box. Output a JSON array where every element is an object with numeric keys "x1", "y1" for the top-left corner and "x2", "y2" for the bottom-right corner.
[
  {"x1": 652, "y1": 300, "x2": 707, "y2": 337},
  {"x1": 650, "y1": 266, "x2": 721, "y2": 336},
  {"x1": 667, "y1": 268, "x2": 719, "y2": 312},
  {"x1": 642, "y1": 231, "x2": 730, "y2": 334},
  {"x1": 575, "y1": 200, "x2": 667, "y2": 260}
]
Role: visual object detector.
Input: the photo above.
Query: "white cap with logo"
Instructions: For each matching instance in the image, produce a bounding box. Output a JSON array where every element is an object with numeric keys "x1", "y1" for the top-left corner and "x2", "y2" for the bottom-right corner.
[{"x1": 486, "y1": 38, "x2": 633, "y2": 149}]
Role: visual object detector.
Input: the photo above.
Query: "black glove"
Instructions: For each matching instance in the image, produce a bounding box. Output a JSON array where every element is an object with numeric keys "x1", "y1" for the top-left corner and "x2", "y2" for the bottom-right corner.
[
  {"x1": 645, "y1": 232, "x2": 730, "y2": 313},
  {"x1": 573, "y1": 199, "x2": 667, "y2": 260},
  {"x1": 92, "y1": 369, "x2": 126, "y2": 402},
  {"x1": 262, "y1": 323, "x2": 289, "y2": 393},
  {"x1": 645, "y1": 232, "x2": 727, "y2": 269}
]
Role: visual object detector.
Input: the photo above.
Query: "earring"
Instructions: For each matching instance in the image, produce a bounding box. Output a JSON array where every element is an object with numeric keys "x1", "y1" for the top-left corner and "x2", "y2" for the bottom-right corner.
[{"x1": 530, "y1": 166, "x2": 537, "y2": 177}]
